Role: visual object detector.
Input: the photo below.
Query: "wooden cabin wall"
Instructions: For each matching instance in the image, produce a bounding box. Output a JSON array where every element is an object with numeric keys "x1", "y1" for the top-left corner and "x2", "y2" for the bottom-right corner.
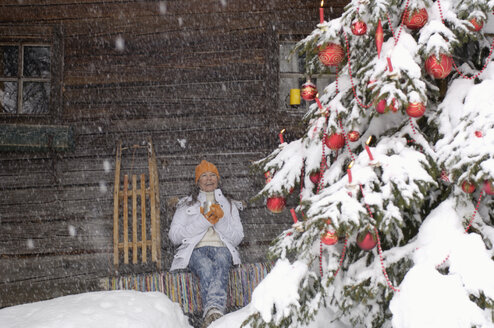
[{"x1": 0, "y1": 0, "x2": 347, "y2": 307}]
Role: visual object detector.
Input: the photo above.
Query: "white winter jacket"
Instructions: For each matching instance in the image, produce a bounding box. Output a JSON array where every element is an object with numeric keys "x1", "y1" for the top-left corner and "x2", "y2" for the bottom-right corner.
[{"x1": 168, "y1": 189, "x2": 244, "y2": 271}]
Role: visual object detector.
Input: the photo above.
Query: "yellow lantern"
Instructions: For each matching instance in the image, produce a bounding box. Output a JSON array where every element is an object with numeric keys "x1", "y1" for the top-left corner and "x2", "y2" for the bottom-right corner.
[{"x1": 289, "y1": 89, "x2": 301, "y2": 105}]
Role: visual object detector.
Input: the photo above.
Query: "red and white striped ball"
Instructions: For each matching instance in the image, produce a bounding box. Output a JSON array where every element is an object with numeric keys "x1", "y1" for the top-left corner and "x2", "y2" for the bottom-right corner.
[
  {"x1": 404, "y1": 8, "x2": 428, "y2": 30},
  {"x1": 425, "y1": 54, "x2": 453, "y2": 79},
  {"x1": 406, "y1": 102, "x2": 426, "y2": 118},
  {"x1": 301, "y1": 81, "x2": 317, "y2": 101},
  {"x1": 318, "y1": 43, "x2": 344, "y2": 67}
]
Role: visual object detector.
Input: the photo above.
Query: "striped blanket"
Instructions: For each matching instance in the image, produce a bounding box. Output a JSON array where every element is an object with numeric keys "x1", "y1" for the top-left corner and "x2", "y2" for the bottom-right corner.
[{"x1": 101, "y1": 262, "x2": 274, "y2": 314}]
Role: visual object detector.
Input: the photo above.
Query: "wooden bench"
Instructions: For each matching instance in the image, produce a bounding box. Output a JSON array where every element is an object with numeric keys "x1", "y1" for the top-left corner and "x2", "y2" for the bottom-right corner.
[{"x1": 100, "y1": 262, "x2": 273, "y2": 315}]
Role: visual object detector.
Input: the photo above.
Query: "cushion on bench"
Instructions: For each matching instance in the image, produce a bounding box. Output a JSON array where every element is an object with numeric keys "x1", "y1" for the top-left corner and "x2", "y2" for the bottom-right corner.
[{"x1": 101, "y1": 262, "x2": 274, "y2": 314}]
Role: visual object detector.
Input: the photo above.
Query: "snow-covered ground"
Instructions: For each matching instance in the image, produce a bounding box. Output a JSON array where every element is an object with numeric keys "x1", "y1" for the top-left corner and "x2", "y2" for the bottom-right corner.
[
  {"x1": 0, "y1": 289, "x2": 348, "y2": 328},
  {"x1": 0, "y1": 260, "x2": 349, "y2": 328}
]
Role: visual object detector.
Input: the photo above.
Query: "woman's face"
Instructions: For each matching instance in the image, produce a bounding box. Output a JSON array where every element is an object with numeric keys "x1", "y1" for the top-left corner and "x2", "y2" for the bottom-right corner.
[{"x1": 198, "y1": 171, "x2": 218, "y2": 192}]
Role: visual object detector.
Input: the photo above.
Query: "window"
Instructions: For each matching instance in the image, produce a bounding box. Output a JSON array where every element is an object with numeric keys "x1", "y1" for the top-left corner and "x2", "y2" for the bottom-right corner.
[
  {"x1": 0, "y1": 43, "x2": 51, "y2": 115},
  {"x1": 279, "y1": 40, "x2": 336, "y2": 114},
  {"x1": 0, "y1": 25, "x2": 69, "y2": 151}
]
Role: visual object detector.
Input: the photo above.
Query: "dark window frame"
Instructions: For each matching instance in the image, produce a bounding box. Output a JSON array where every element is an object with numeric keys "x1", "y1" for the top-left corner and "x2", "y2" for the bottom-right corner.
[
  {"x1": 0, "y1": 24, "x2": 63, "y2": 124},
  {"x1": 0, "y1": 42, "x2": 52, "y2": 115}
]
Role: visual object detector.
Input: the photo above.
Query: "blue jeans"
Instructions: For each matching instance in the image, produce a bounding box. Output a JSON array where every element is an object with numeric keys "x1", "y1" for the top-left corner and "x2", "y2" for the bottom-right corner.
[{"x1": 188, "y1": 246, "x2": 232, "y2": 316}]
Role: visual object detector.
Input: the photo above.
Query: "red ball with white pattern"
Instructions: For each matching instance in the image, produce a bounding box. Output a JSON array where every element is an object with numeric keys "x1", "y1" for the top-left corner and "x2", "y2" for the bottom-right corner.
[
  {"x1": 351, "y1": 21, "x2": 367, "y2": 35},
  {"x1": 347, "y1": 131, "x2": 360, "y2": 142},
  {"x1": 403, "y1": 8, "x2": 428, "y2": 30},
  {"x1": 425, "y1": 54, "x2": 453, "y2": 79},
  {"x1": 406, "y1": 102, "x2": 426, "y2": 118},
  {"x1": 301, "y1": 81, "x2": 318, "y2": 101},
  {"x1": 318, "y1": 43, "x2": 344, "y2": 67}
]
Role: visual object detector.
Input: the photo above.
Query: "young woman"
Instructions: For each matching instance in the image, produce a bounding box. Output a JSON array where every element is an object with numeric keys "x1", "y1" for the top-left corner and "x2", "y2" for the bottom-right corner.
[{"x1": 169, "y1": 160, "x2": 244, "y2": 327}]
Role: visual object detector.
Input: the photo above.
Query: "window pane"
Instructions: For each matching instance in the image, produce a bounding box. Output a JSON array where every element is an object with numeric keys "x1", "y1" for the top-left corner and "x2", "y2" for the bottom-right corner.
[
  {"x1": 0, "y1": 46, "x2": 19, "y2": 77},
  {"x1": 21, "y1": 82, "x2": 50, "y2": 114},
  {"x1": 23, "y1": 46, "x2": 50, "y2": 78},
  {"x1": 0, "y1": 81, "x2": 18, "y2": 113}
]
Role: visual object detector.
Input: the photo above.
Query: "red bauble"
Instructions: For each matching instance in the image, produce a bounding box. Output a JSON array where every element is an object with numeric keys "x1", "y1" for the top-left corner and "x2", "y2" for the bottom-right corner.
[
  {"x1": 390, "y1": 99, "x2": 398, "y2": 112},
  {"x1": 321, "y1": 230, "x2": 338, "y2": 245},
  {"x1": 483, "y1": 180, "x2": 494, "y2": 195},
  {"x1": 461, "y1": 180, "x2": 476, "y2": 194},
  {"x1": 357, "y1": 231, "x2": 377, "y2": 251},
  {"x1": 266, "y1": 197, "x2": 286, "y2": 213},
  {"x1": 469, "y1": 18, "x2": 483, "y2": 31},
  {"x1": 310, "y1": 171, "x2": 321, "y2": 184},
  {"x1": 475, "y1": 131, "x2": 483, "y2": 138},
  {"x1": 347, "y1": 130, "x2": 360, "y2": 142},
  {"x1": 376, "y1": 99, "x2": 388, "y2": 114},
  {"x1": 325, "y1": 133, "x2": 345, "y2": 150},
  {"x1": 375, "y1": 19, "x2": 383, "y2": 58},
  {"x1": 406, "y1": 102, "x2": 426, "y2": 118},
  {"x1": 425, "y1": 54, "x2": 453, "y2": 79},
  {"x1": 318, "y1": 43, "x2": 344, "y2": 67},
  {"x1": 264, "y1": 171, "x2": 273, "y2": 183},
  {"x1": 404, "y1": 8, "x2": 428, "y2": 30},
  {"x1": 301, "y1": 81, "x2": 317, "y2": 101},
  {"x1": 351, "y1": 20, "x2": 367, "y2": 35},
  {"x1": 376, "y1": 99, "x2": 398, "y2": 114}
]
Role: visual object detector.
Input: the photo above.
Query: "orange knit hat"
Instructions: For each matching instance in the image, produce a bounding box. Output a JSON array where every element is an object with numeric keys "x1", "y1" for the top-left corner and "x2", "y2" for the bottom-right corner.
[{"x1": 195, "y1": 160, "x2": 220, "y2": 183}]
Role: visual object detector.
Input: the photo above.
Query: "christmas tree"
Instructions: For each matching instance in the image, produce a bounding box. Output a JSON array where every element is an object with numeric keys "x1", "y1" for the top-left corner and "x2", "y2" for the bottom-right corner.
[{"x1": 246, "y1": 0, "x2": 494, "y2": 327}]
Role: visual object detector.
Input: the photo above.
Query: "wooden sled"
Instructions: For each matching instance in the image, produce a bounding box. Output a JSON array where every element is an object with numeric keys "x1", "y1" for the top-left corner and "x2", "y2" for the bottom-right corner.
[{"x1": 113, "y1": 138, "x2": 161, "y2": 268}]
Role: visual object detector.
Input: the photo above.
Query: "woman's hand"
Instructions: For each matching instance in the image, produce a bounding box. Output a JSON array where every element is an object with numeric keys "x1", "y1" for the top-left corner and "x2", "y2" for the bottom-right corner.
[
  {"x1": 209, "y1": 204, "x2": 224, "y2": 219},
  {"x1": 200, "y1": 204, "x2": 224, "y2": 225}
]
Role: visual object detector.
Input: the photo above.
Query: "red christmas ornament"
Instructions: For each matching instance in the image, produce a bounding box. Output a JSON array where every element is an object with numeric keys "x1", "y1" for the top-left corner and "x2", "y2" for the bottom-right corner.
[
  {"x1": 310, "y1": 171, "x2": 321, "y2": 185},
  {"x1": 321, "y1": 230, "x2": 338, "y2": 245},
  {"x1": 357, "y1": 230, "x2": 377, "y2": 251},
  {"x1": 406, "y1": 102, "x2": 426, "y2": 118},
  {"x1": 318, "y1": 43, "x2": 344, "y2": 67},
  {"x1": 475, "y1": 131, "x2": 483, "y2": 138},
  {"x1": 388, "y1": 98, "x2": 398, "y2": 112},
  {"x1": 440, "y1": 170, "x2": 450, "y2": 182},
  {"x1": 325, "y1": 133, "x2": 346, "y2": 150},
  {"x1": 461, "y1": 180, "x2": 476, "y2": 194},
  {"x1": 347, "y1": 130, "x2": 360, "y2": 142},
  {"x1": 266, "y1": 197, "x2": 286, "y2": 213},
  {"x1": 483, "y1": 180, "x2": 494, "y2": 195},
  {"x1": 376, "y1": 99, "x2": 388, "y2": 114},
  {"x1": 301, "y1": 81, "x2": 318, "y2": 101},
  {"x1": 351, "y1": 20, "x2": 367, "y2": 35},
  {"x1": 404, "y1": 8, "x2": 428, "y2": 30},
  {"x1": 425, "y1": 54, "x2": 453, "y2": 79},
  {"x1": 376, "y1": 99, "x2": 398, "y2": 114},
  {"x1": 264, "y1": 171, "x2": 273, "y2": 183},
  {"x1": 468, "y1": 18, "x2": 484, "y2": 31},
  {"x1": 375, "y1": 19, "x2": 383, "y2": 58}
]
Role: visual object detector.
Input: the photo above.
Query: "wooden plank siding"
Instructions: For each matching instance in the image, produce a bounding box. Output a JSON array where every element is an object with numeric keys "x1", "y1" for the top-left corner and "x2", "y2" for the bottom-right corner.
[{"x1": 0, "y1": 0, "x2": 348, "y2": 307}]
